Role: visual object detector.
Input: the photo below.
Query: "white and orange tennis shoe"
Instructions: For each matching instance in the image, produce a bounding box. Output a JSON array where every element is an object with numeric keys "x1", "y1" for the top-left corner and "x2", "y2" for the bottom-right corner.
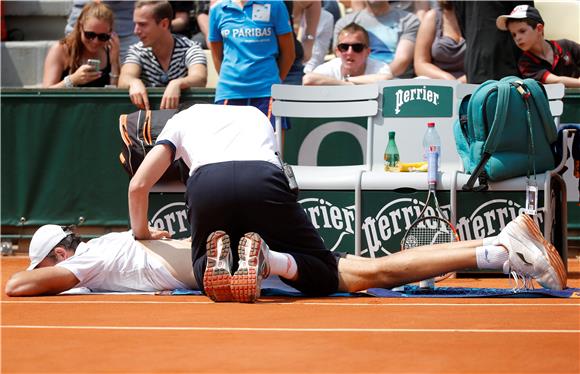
[
  {"x1": 498, "y1": 214, "x2": 567, "y2": 290},
  {"x1": 203, "y1": 231, "x2": 234, "y2": 302},
  {"x1": 231, "y1": 232, "x2": 271, "y2": 303}
]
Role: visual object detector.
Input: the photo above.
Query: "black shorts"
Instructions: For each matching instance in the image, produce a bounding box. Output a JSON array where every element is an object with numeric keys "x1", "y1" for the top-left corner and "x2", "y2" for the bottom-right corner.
[{"x1": 186, "y1": 160, "x2": 339, "y2": 296}]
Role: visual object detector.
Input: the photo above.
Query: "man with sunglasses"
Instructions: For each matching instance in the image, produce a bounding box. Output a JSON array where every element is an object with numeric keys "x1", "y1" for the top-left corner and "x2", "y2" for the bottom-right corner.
[
  {"x1": 119, "y1": 1, "x2": 207, "y2": 110},
  {"x1": 303, "y1": 22, "x2": 393, "y2": 85},
  {"x1": 332, "y1": 0, "x2": 419, "y2": 78}
]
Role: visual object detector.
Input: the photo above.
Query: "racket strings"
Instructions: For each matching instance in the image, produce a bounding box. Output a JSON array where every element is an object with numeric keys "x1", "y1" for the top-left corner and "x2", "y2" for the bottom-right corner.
[{"x1": 403, "y1": 221, "x2": 456, "y2": 249}]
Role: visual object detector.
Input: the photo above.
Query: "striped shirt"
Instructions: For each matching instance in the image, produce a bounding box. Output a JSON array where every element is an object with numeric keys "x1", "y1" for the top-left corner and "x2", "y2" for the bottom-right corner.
[{"x1": 124, "y1": 34, "x2": 207, "y2": 87}]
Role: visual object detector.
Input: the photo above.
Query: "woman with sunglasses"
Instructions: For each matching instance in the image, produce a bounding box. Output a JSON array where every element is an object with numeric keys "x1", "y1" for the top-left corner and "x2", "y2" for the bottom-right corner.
[{"x1": 43, "y1": 2, "x2": 120, "y2": 88}]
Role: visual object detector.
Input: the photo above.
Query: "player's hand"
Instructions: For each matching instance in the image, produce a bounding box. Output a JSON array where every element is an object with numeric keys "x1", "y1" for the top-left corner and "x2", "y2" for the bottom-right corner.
[
  {"x1": 129, "y1": 80, "x2": 150, "y2": 110},
  {"x1": 160, "y1": 80, "x2": 181, "y2": 109},
  {"x1": 148, "y1": 227, "x2": 171, "y2": 240},
  {"x1": 71, "y1": 64, "x2": 102, "y2": 85}
]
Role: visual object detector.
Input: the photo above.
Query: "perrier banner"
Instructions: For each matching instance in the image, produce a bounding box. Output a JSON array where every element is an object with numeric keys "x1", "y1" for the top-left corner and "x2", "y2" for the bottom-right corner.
[{"x1": 382, "y1": 85, "x2": 454, "y2": 118}]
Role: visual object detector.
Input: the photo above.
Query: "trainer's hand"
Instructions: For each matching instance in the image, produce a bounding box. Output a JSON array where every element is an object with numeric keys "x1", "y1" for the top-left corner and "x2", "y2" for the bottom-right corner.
[
  {"x1": 148, "y1": 227, "x2": 171, "y2": 240},
  {"x1": 129, "y1": 80, "x2": 150, "y2": 110}
]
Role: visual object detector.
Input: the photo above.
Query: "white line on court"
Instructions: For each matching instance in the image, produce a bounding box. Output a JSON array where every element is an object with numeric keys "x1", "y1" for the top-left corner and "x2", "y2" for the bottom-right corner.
[
  {"x1": 2, "y1": 325, "x2": 579, "y2": 334},
  {"x1": 2, "y1": 300, "x2": 579, "y2": 306}
]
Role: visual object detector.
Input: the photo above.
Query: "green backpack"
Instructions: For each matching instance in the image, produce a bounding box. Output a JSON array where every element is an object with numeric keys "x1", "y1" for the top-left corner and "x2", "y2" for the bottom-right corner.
[{"x1": 454, "y1": 76, "x2": 558, "y2": 191}]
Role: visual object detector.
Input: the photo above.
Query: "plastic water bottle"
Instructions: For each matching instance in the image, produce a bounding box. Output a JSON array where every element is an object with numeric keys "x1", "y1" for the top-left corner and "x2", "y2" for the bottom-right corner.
[
  {"x1": 384, "y1": 131, "x2": 400, "y2": 171},
  {"x1": 423, "y1": 122, "x2": 441, "y2": 185}
]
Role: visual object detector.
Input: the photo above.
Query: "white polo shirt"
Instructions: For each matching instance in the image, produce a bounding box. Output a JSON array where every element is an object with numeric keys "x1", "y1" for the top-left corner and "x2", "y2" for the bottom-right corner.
[
  {"x1": 156, "y1": 104, "x2": 281, "y2": 174},
  {"x1": 57, "y1": 232, "x2": 189, "y2": 292}
]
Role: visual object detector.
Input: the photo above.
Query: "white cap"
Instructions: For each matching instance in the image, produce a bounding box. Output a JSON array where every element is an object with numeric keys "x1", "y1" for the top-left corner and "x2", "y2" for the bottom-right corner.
[
  {"x1": 496, "y1": 5, "x2": 544, "y2": 31},
  {"x1": 27, "y1": 225, "x2": 69, "y2": 270}
]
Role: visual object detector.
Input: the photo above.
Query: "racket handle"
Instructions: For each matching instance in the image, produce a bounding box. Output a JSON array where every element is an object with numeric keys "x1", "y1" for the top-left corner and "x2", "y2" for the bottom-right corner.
[
  {"x1": 419, "y1": 278, "x2": 435, "y2": 289},
  {"x1": 427, "y1": 150, "x2": 439, "y2": 184}
]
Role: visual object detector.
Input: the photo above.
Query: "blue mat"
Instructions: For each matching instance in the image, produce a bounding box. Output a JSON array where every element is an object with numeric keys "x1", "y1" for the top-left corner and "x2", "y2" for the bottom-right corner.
[
  {"x1": 367, "y1": 285, "x2": 580, "y2": 298},
  {"x1": 167, "y1": 275, "x2": 579, "y2": 298},
  {"x1": 168, "y1": 286, "x2": 580, "y2": 298}
]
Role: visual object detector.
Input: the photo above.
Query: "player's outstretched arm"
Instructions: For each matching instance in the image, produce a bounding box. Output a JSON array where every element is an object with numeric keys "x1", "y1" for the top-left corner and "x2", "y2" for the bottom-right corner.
[{"x1": 5, "y1": 267, "x2": 79, "y2": 297}]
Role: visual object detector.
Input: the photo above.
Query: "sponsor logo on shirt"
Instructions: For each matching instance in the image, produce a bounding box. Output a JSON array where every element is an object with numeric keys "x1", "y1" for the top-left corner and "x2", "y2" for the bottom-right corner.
[
  {"x1": 222, "y1": 27, "x2": 273, "y2": 39},
  {"x1": 252, "y1": 3, "x2": 271, "y2": 22}
]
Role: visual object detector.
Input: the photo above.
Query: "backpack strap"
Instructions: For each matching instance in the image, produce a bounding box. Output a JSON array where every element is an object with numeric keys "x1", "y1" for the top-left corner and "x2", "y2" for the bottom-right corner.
[
  {"x1": 463, "y1": 82, "x2": 511, "y2": 191},
  {"x1": 521, "y1": 79, "x2": 558, "y2": 145},
  {"x1": 483, "y1": 81, "x2": 511, "y2": 154}
]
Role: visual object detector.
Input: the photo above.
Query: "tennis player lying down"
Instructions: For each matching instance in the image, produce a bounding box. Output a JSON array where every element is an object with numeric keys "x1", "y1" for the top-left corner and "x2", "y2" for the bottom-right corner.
[{"x1": 5, "y1": 214, "x2": 567, "y2": 299}]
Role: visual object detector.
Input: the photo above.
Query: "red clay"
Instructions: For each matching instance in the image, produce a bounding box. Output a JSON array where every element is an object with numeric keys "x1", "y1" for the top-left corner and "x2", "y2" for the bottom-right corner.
[{"x1": 2, "y1": 256, "x2": 579, "y2": 373}]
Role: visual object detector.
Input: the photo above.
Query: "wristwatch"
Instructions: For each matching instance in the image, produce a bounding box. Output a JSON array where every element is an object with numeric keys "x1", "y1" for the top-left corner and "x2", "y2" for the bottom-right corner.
[{"x1": 304, "y1": 34, "x2": 315, "y2": 41}]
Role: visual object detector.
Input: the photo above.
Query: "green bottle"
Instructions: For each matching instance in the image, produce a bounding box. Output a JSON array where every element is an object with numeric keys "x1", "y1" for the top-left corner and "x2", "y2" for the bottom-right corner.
[{"x1": 384, "y1": 131, "x2": 400, "y2": 171}]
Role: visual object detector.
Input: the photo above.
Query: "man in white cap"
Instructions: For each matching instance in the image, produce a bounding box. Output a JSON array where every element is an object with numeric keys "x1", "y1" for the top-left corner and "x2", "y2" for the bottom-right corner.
[
  {"x1": 5, "y1": 225, "x2": 196, "y2": 296},
  {"x1": 5, "y1": 216, "x2": 568, "y2": 297}
]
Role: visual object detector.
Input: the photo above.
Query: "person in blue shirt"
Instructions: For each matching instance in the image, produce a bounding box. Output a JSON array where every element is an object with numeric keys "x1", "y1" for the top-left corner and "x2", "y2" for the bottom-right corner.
[{"x1": 208, "y1": 0, "x2": 295, "y2": 129}]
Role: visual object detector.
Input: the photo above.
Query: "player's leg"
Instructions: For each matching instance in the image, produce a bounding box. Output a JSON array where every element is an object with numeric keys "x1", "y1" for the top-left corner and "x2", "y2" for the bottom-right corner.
[
  {"x1": 336, "y1": 243, "x2": 482, "y2": 292},
  {"x1": 337, "y1": 214, "x2": 567, "y2": 292}
]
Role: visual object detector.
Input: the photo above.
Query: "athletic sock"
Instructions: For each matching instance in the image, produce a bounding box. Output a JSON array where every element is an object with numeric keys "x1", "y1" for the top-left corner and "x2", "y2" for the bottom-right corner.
[
  {"x1": 475, "y1": 245, "x2": 508, "y2": 270},
  {"x1": 268, "y1": 250, "x2": 298, "y2": 280},
  {"x1": 482, "y1": 236, "x2": 499, "y2": 246}
]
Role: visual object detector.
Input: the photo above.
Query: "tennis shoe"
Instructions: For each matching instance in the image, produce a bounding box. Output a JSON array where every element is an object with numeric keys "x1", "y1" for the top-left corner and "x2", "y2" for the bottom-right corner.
[
  {"x1": 231, "y1": 232, "x2": 271, "y2": 303},
  {"x1": 203, "y1": 231, "x2": 233, "y2": 302},
  {"x1": 498, "y1": 214, "x2": 567, "y2": 290}
]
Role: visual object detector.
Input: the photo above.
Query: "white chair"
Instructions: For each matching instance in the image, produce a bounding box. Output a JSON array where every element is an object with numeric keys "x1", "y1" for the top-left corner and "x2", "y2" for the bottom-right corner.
[{"x1": 271, "y1": 84, "x2": 379, "y2": 254}]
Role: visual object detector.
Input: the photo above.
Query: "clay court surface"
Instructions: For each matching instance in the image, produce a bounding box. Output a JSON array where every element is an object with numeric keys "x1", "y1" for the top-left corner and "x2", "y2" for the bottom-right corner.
[{"x1": 2, "y1": 256, "x2": 579, "y2": 373}]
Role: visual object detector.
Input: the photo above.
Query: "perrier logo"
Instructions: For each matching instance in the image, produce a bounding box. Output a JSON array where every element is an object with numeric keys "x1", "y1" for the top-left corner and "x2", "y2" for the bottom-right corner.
[{"x1": 383, "y1": 85, "x2": 453, "y2": 118}]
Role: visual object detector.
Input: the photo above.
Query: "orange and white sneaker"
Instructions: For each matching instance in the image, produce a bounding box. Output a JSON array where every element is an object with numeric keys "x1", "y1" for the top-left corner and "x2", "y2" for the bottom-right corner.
[
  {"x1": 203, "y1": 231, "x2": 233, "y2": 302},
  {"x1": 231, "y1": 232, "x2": 271, "y2": 303},
  {"x1": 498, "y1": 214, "x2": 567, "y2": 290}
]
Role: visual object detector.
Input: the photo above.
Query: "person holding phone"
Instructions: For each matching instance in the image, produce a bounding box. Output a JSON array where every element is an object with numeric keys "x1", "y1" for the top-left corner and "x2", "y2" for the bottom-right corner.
[{"x1": 43, "y1": 2, "x2": 121, "y2": 88}]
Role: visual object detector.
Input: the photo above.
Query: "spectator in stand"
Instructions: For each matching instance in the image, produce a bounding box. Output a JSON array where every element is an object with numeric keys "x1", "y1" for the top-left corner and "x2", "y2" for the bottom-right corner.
[
  {"x1": 454, "y1": 1, "x2": 533, "y2": 84},
  {"x1": 300, "y1": 8, "x2": 335, "y2": 73},
  {"x1": 496, "y1": 5, "x2": 580, "y2": 88},
  {"x1": 208, "y1": 0, "x2": 295, "y2": 129},
  {"x1": 283, "y1": 1, "x2": 321, "y2": 85},
  {"x1": 65, "y1": 1, "x2": 138, "y2": 62},
  {"x1": 169, "y1": 1, "x2": 194, "y2": 38},
  {"x1": 43, "y1": 2, "x2": 120, "y2": 88},
  {"x1": 322, "y1": 0, "x2": 342, "y2": 25},
  {"x1": 170, "y1": 1, "x2": 210, "y2": 49},
  {"x1": 191, "y1": 1, "x2": 211, "y2": 49},
  {"x1": 389, "y1": 1, "x2": 431, "y2": 22},
  {"x1": 119, "y1": 1, "x2": 207, "y2": 110},
  {"x1": 303, "y1": 22, "x2": 392, "y2": 85},
  {"x1": 333, "y1": 0, "x2": 419, "y2": 78},
  {"x1": 413, "y1": 1, "x2": 466, "y2": 82}
]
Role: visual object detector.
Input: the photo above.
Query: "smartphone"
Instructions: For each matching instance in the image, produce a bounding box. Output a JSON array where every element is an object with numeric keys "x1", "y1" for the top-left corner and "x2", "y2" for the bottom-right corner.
[{"x1": 87, "y1": 59, "x2": 101, "y2": 71}]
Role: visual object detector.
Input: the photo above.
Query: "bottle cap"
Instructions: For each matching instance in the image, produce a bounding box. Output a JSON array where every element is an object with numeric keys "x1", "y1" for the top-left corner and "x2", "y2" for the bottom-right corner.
[
  {"x1": 427, "y1": 122, "x2": 435, "y2": 127},
  {"x1": 388, "y1": 131, "x2": 395, "y2": 136}
]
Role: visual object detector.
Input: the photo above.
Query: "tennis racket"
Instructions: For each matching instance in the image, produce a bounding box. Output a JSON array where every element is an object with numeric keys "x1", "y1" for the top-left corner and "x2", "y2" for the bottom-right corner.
[{"x1": 401, "y1": 152, "x2": 459, "y2": 285}]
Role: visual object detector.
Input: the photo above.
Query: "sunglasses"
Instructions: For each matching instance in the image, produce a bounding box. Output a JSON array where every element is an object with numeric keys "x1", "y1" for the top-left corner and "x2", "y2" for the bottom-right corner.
[
  {"x1": 83, "y1": 30, "x2": 111, "y2": 42},
  {"x1": 337, "y1": 43, "x2": 366, "y2": 53}
]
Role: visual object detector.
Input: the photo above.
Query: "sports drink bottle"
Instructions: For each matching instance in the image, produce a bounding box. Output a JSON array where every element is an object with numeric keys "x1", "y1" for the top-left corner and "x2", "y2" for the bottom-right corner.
[{"x1": 423, "y1": 122, "x2": 441, "y2": 186}]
